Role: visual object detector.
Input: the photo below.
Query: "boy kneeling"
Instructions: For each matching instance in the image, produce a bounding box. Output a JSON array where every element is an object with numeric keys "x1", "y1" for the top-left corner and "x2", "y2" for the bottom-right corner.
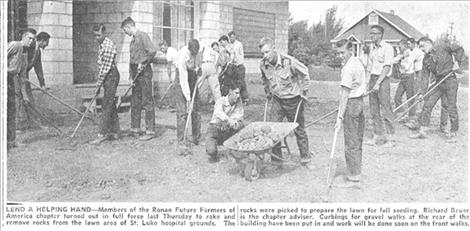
[{"x1": 206, "y1": 88, "x2": 244, "y2": 163}]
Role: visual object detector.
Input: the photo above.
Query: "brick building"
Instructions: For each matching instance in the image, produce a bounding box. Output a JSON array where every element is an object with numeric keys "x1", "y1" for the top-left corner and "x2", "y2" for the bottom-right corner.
[{"x1": 7, "y1": 0, "x2": 289, "y2": 111}]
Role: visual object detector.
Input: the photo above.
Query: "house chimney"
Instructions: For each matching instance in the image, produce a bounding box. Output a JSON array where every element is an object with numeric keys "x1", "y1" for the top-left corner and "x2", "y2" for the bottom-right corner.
[{"x1": 390, "y1": 10, "x2": 395, "y2": 15}]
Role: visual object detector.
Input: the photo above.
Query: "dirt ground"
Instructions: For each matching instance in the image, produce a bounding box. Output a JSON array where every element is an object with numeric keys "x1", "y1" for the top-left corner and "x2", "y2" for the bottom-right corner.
[{"x1": 7, "y1": 81, "x2": 468, "y2": 202}]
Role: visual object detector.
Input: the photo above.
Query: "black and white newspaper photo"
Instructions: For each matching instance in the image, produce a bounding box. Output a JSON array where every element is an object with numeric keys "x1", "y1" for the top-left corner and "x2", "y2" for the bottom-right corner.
[{"x1": 1, "y1": 0, "x2": 469, "y2": 230}]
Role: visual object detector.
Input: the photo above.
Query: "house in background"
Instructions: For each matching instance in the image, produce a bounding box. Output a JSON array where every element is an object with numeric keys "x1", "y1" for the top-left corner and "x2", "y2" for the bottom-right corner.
[
  {"x1": 331, "y1": 9, "x2": 425, "y2": 57},
  {"x1": 7, "y1": 0, "x2": 288, "y2": 111}
]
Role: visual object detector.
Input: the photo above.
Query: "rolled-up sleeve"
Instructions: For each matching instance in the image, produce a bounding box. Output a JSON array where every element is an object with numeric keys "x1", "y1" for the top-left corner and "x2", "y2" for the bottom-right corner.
[
  {"x1": 176, "y1": 49, "x2": 191, "y2": 101},
  {"x1": 291, "y1": 59, "x2": 310, "y2": 90}
]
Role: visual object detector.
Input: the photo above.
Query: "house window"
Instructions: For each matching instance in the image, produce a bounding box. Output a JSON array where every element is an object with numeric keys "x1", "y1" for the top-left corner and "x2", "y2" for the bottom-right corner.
[
  {"x1": 233, "y1": 8, "x2": 275, "y2": 58},
  {"x1": 154, "y1": 0, "x2": 194, "y2": 49},
  {"x1": 368, "y1": 13, "x2": 378, "y2": 25}
]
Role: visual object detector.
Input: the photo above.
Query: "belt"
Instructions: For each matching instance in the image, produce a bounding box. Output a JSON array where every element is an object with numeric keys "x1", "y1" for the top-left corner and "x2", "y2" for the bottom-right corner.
[{"x1": 202, "y1": 61, "x2": 214, "y2": 64}]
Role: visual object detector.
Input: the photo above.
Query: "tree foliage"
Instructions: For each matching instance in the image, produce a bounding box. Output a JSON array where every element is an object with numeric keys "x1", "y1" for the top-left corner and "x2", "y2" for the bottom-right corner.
[{"x1": 288, "y1": 6, "x2": 344, "y2": 66}]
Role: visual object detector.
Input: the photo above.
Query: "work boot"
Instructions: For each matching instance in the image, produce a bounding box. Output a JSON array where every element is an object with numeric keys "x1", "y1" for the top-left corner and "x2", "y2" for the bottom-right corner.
[
  {"x1": 380, "y1": 140, "x2": 395, "y2": 148},
  {"x1": 333, "y1": 175, "x2": 361, "y2": 189},
  {"x1": 440, "y1": 124, "x2": 448, "y2": 134},
  {"x1": 90, "y1": 134, "x2": 108, "y2": 145},
  {"x1": 445, "y1": 132, "x2": 457, "y2": 143},
  {"x1": 139, "y1": 131, "x2": 155, "y2": 141},
  {"x1": 405, "y1": 120, "x2": 418, "y2": 130},
  {"x1": 409, "y1": 127, "x2": 428, "y2": 139},
  {"x1": 7, "y1": 141, "x2": 25, "y2": 149},
  {"x1": 208, "y1": 155, "x2": 220, "y2": 163},
  {"x1": 300, "y1": 155, "x2": 315, "y2": 169},
  {"x1": 129, "y1": 128, "x2": 142, "y2": 137},
  {"x1": 364, "y1": 135, "x2": 378, "y2": 146}
]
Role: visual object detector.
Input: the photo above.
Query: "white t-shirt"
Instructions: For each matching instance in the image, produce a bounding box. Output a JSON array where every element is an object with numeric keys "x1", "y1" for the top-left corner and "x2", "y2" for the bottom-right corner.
[
  {"x1": 341, "y1": 56, "x2": 367, "y2": 98},
  {"x1": 166, "y1": 47, "x2": 178, "y2": 64},
  {"x1": 410, "y1": 48, "x2": 424, "y2": 72}
]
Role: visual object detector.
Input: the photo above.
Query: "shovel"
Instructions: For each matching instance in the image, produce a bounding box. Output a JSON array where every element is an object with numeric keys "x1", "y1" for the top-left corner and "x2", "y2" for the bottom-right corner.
[{"x1": 181, "y1": 77, "x2": 206, "y2": 156}]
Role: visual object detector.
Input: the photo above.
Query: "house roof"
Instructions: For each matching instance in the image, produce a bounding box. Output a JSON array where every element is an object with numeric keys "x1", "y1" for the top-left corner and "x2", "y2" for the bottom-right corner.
[
  {"x1": 375, "y1": 10, "x2": 425, "y2": 39},
  {"x1": 331, "y1": 9, "x2": 425, "y2": 42}
]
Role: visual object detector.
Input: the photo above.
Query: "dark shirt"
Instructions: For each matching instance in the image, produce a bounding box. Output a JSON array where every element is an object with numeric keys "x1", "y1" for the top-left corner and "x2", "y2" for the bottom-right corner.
[
  {"x1": 129, "y1": 30, "x2": 157, "y2": 65},
  {"x1": 27, "y1": 44, "x2": 45, "y2": 87},
  {"x1": 423, "y1": 42, "x2": 465, "y2": 78}
]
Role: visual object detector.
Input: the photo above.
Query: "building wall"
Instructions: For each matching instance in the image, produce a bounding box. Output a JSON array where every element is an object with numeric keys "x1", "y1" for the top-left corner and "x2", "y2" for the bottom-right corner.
[
  {"x1": 73, "y1": 0, "x2": 153, "y2": 84},
  {"x1": 198, "y1": 1, "x2": 289, "y2": 76},
  {"x1": 28, "y1": 0, "x2": 73, "y2": 86}
]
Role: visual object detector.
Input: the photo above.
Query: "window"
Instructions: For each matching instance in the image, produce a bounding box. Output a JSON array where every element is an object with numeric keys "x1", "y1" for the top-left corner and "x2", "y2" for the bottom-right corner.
[
  {"x1": 368, "y1": 13, "x2": 378, "y2": 25},
  {"x1": 233, "y1": 8, "x2": 275, "y2": 58},
  {"x1": 154, "y1": 0, "x2": 194, "y2": 50}
]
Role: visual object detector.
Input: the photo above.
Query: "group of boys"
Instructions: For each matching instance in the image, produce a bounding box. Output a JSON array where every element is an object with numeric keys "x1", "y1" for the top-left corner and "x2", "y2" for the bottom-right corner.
[{"x1": 7, "y1": 19, "x2": 465, "y2": 188}]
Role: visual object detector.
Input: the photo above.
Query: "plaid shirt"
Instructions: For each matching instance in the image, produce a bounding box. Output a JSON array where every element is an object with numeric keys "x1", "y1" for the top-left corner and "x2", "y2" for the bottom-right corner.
[{"x1": 97, "y1": 37, "x2": 117, "y2": 85}]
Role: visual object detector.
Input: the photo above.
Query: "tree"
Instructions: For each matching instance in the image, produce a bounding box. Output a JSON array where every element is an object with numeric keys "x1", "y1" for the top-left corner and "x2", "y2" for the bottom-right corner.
[{"x1": 288, "y1": 6, "x2": 344, "y2": 66}]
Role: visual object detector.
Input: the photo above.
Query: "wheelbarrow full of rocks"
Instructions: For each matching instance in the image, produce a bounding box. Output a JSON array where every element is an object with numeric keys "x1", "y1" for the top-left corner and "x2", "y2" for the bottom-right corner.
[{"x1": 223, "y1": 121, "x2": 298, "y2": 181}]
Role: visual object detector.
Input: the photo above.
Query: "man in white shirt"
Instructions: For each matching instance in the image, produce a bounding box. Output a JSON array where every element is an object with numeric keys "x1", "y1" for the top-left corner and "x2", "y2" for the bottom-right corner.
[
  {"x1": 228, "y1": 31, "x2": 249, "y2": 104},
  {"x1": 206, "y1": 88, "x2": 244, "y2": 163},
  {"x1": 174, "y1": 39, "x2": 202, "y2": 148},
  {"x1": 365, "y1": 25, "x2": 395, "y2": 147},
  {"x1": 200, "y1": 43, "x2": 222, "y2": 102},
  {"x1": 158, "y1": 40, "x2": 178, "y2": 83},
  {"x1": 393, "y1": 39, "x2": 417, "y2": 124},
  {"x1": 333, "y1": 39, "x2": 367, "y2": 188}
]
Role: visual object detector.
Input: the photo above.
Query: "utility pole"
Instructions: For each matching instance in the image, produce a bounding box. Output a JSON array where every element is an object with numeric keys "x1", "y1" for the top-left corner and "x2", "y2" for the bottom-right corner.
[{"x1": 449, "y1": 22, "x2": 454, "y2": 37}]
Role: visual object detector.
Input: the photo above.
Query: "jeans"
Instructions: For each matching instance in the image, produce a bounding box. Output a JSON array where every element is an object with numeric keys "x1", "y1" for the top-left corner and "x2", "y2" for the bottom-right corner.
[
  {"x1": 369, "y1": 75, "x2": 395, "y2": 136},
  {"x1": 130, "y1": 64, "x2": 155, "y2": 133},
  {"x1": 394, "y1": 73, "x2": 416, "y2": 118},
  {"x1": 234, "y1": 64, "x2": 248, "y2": 101},
  {"x1": 205, "y1": 123, "x2": 240, "y2": 158},
  {"x1": 100, "y1": 66, "x2": 120, "y2": 135},
  {"x1": 7, "y1": 73, "x2": 16, "y2": 144},
  {"x1": 175, "y1": 69, "x2": 201, "y2": 142},
  {"x1": 343, "y1": 97, "x2": 365, "y2": 176},
  {"x1": 418, "y1": 75, "x2": 458, "y2": 132},
  {"x1": 270, "y1": 96, "x2": 309, "y2": 159}
]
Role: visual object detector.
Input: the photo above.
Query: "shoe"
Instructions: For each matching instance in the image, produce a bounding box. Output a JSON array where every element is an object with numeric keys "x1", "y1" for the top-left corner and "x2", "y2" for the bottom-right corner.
[
  {"x1": 192, "y1": 135, "x2": 203, "y2": 145},
  {"x1": 7, "y1": 141, "x2": 25, "y2": 149},
  {"x1": 300, "y1": 156, "x2": 312, "y2": 164},
  {"x1": 364, "y1": 136, "x2": 378, "y2": 146},
  {"x1": 440, "y1": 125, "x2": 448, "y2": 134},
  {"x1": 303, "y1": 161, "x2": 316, "y2": 170},
  {"x1": 387, "y1": 134, "x2": 396, "y2": 142},
  {"x1": 446, "y1": 132, "x2": 457, "y2": 143},
  {"x1": 333, "y1": 175, "x2": 361, "y2": 188},
  {"x1": 208, "y1": 155, "x2": 220, "y2": 163},
  {"x1": 409, "y1": 129, "x2": 427, "y2": 139},
  {"x1": 404, "y1": 121, "x2": 418, "y2": 130},
  {"x1": 128, "y1": 128, "x2": 142, "y2": 137},
  {"x1": 139, "y1": 132, "x2": 155, "y2": 141},
  {"x1": 347, "y1": 175, "x2": 361, "y2": 182},
  {"x1": 380, "y1": 141, "x2": 395, "y2": 148},
  {"x1": 108, "y1": 133, "x2": 120, "y2": 140},
  {"x1": 90, "y1": 134, "x2": 108, "y2": 145}
]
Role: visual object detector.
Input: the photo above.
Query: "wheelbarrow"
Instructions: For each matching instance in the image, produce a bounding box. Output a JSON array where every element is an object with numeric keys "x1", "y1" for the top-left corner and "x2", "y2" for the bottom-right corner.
[{"x1": 223, "y1": 98, "x2": 303, "y2": 181}]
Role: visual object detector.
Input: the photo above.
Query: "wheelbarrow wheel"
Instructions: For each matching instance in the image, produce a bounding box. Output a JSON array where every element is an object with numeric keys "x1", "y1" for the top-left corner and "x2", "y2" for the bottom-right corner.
[{"x1": 244, "y1": 161, "x2": 260, "y2": 181}]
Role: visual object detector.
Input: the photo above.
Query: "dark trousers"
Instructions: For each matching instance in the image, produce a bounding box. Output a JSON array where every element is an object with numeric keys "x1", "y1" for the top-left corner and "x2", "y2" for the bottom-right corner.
[
  {"x1": 234, "y1": 64, "x2": 248, "y2": 101},
  {"x1": 100, "y1": 66, "x2": 120, "y2": 135},
  {"x1": 394, "y1": 73, "x2": 416, "y2": 118},
  {"x1": 175, "y1": 69, "x2": 201, "y2": 142},
  {"x1": 419, "y1": 75, "x2": 458, "y2": 132},
  {"x1": 369, "y1": 75, "x2": 394, "y2": 136},
  {"x1": 16, "y1": 73, "x2": 38, "y2": 130},
  {"x1": 271, "y1": 96, "x2": 309, "y2": 159},
  {"x1": 205, "y1": 123, "x2": 240, "y2": 158},
  {"x1": 7, "y1": 73, "x2": 16, "y2": 143},
  {"x1": 343, "y1": 97, "x2": 365, "y2": 176},
  {"x1": 219, "y1": 64, "x2": 237, "y2": 96},
  {"x1": 130, "y1": 64, "x2": 155, "y2": 132}
]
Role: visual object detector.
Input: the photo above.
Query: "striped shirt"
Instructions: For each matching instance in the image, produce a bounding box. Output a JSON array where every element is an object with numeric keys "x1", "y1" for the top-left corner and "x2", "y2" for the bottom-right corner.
[{"x1": 97, "y1": 37, "x2": 117, "y2": 85}]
